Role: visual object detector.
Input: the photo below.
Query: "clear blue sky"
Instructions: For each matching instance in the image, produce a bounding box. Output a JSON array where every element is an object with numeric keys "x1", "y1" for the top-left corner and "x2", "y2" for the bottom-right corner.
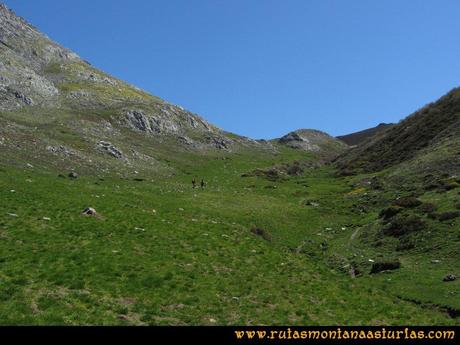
[{"x1": 4, "y1": 0, "x2": 460, "y2": 138}]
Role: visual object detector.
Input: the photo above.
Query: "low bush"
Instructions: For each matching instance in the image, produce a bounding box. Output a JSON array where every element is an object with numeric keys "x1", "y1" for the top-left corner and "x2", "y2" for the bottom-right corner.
[
  {"x1": 382, "y1": 214, "x2": 426, "y2": 237},
  {"x1": 393, "y1": 197, "x2": 422, "y2": 208},
  {"x1": 370, "y1": 260, "x2": 401, "y2": 274}
]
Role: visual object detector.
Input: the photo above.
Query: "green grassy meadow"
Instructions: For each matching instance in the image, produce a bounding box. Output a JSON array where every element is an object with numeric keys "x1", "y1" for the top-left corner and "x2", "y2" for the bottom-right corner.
[{"x1": 0, "y1": 148, "x2": 458, "y2": 325}]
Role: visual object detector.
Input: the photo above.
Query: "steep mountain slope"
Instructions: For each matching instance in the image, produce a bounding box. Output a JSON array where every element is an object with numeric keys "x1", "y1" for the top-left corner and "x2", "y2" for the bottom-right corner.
[
  {"x1": 337, "y1": 123, "x2": 393, "y2": 146},
  {"x1": 0, "y1": 3, "x2": 215, "y2": 133},
  {"x1": 0, "y1": 3, "x2": 273, "y2": 175},
  {"x1": 336, "y1": 87, "x2": 460, "y2": 176}
]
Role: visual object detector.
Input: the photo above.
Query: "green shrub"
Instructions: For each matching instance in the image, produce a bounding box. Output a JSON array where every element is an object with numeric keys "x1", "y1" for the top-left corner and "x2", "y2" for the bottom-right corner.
[
  {"x1": 396, "y1": 238, "x2": 416, "y2": 251},
  {"x1": 393, "y1": 197, "x2": 422, "y2": 208},
  {"x1": 419, "y1": 202, "x2": 437, "y2": 213},
  {"x1": 379, "y1": 206, "x2": 403, "y2": 220},
  {"x1": 382, "y1": 214, "x2": 426, "y2": 237},
  {"x1": 429, "y1": 211, "x2": 460, "y2": 221}
]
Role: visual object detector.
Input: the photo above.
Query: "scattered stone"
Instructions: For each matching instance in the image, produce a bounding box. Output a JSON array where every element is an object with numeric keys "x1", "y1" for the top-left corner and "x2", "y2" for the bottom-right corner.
[
  {"x1": 286, "y1": 163, "x2": 304, "y2": 176},
  {"x1": 68, "y1": 172, "x2": 78, "y2": 179},
  {"x1": 178, "y1": 135, "x2": 195, "y2": 146},
  {"x1": 47, "y1": 145, "x2": 75, "y2": 156},
  {"x1": 7, "y1": 213, "x2": 18, "y2": 217},
  {"x1": 14, "y1": 91, "x2": 33, "y2": 105},
  {"x1": 96, "y1": 141, "x2": 123, "y2": 159},
  {"x1": 206, "y1": 135, "x2": 231, "y2": 150},
  {"x1": 443, "y1": 274, "x2": 457, "y2": 282},
  {"x1": 349, "y1": 266, "x2": 361, "y2": 278},
  {"x1": 305, "y1": 200, "x2": 319, "y2": 207},
  {"x1": 250, "y1": 227, "x2": 272, "y2": 242},
  {"x1": 81, "y1": 207, "x2": 97, "y2": 216},
  {"x1": 42, "y1": 217, "x2": 51, "y2": 221},
  {"x1": 370, "y1": 260, "x2": 401, "y2": 274},
  {"x1": 431, "y1": 259, "x2": 441, "y2": 264},
  {"x1": 26, "y1": 163, "x2": 34, "y2": 168}
]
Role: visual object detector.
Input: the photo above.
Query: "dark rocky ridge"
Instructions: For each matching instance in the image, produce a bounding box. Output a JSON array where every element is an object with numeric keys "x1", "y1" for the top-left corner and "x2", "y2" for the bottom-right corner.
[{"x1": 337, "y1": 123, "x2": 393, "y2": 146}]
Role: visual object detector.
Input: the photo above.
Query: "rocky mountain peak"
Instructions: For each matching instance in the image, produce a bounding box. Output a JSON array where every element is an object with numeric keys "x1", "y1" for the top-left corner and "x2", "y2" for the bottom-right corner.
[{"x1": 278, "y1": 128, "x2": 347, "y2": 153}]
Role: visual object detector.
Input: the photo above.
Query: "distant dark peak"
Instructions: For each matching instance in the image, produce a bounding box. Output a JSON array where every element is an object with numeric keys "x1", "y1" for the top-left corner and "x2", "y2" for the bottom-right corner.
[{"x1": 337, "y1": 123, "x2": 393, "y2": 146}]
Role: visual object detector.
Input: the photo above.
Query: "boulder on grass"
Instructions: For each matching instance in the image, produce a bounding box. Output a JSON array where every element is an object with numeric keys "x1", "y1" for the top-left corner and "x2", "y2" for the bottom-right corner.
[
  {"x1": 370, "y1": 260, "x2": 401, "y2": 274},
  {"x1": 250, "y1": 227, "x2": 272, "y2": 242},
  {"x1": 82, "y1": 207, "x2": 97, "y2": 216},
  {"x1": 443, "y1": 274, "x2": 456, "y2": 282}
]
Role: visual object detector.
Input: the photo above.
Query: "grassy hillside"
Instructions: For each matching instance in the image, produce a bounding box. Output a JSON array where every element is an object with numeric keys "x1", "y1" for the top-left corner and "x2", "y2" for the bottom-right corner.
[{"x1": 336, "y1": 87, "x2": 460, "y2": 175}]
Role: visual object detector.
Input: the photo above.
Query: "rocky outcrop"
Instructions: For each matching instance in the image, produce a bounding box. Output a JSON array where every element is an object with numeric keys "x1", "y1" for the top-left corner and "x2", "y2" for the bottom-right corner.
[
  {"x1": 123, "y1": 104, "x2": 217, "y2": 136},
  {"x1": 204, "y1": 134, "x2": 232, "y2": 150},
  {"x1": 279, "y1": 130, "x2": 322, "y2": 151}
]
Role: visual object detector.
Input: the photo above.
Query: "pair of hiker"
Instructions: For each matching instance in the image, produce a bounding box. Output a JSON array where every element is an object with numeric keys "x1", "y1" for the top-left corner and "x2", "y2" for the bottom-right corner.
[{"x1": 192, "y1": 177, "x2": 205, "y2": 189}]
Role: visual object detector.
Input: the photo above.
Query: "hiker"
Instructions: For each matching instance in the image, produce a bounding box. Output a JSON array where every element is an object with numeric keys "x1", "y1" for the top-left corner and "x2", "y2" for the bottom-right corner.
[
  {"x1": 192, "y1": 177, "x2": 197, "y2": 189},
  {"x1": 200, "y1": 178, "x2": 205, "y2": 189}
]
